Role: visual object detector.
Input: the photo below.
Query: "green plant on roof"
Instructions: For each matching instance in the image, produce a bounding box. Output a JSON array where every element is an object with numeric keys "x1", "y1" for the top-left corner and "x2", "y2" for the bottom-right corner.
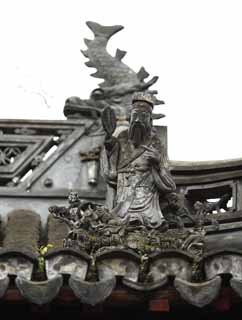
[{"x1": 38, "y1": 244, "x2": 54, "y2": 273}]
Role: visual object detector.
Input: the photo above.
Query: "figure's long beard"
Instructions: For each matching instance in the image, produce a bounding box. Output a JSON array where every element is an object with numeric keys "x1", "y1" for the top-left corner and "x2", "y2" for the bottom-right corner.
[{"x1": 128, "y1": 122, "x2": 149, "y2": 147}]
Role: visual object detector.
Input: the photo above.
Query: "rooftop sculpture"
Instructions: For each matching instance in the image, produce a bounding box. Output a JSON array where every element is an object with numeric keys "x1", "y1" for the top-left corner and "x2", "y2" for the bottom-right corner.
[
  {"x1": 48, "y1": 22, "x2": 228, "y2": 307},
  {"x1": 1, "y1": 21, "x2": 242, "y2": 312}
]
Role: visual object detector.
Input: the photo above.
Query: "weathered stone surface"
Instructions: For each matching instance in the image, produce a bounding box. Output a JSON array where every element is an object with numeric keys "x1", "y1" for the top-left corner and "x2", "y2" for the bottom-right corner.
[
  {"x1": 79, "y1": 21, "x2": 161, "y2": 120},
  {"x1": 149, "y1": 251, "x2": 193, "y2": 281},
  {"x1": 174, "y1": 276, "x2": 222, "y2": 307},
  {"x1": 45, "y1": 249, "x2": 89, "y2": 280},
  {"x1": 204, "y1": 251, "x2": 242, "y2": 279},
  {"x1": 3, "y1": 210, "x2": 41, "y2": 254},
  {"x1": 101, "y1": 96, "x2": 176, "y2": 229},
  {"x1": 47, "y1": 214, "x2": 69, "y2": 249},
  {"x1": 16, "y1": 275, "x2": 63, "y2": 305},
  {"x1": 96, "y1": 249, "x2": 140, "y2": 282},
  {"x1": 97, "y1": 257, "x2": 139, "y2": 282},
  {"x1": 0, "y1": 257, "x2": 33, "y2": 280},
  {"x1": 205, "y1": 232, "x2": 242, "y2": 253},
  {"x1": 230, "y1": 277, "x2": 242, "y2": 298},
  {"x1": 69, "y1": 274, "x2": 116, "y2": 306}
]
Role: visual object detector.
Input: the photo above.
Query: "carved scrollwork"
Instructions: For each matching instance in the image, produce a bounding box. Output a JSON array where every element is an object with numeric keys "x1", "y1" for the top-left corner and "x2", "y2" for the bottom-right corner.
[{"x1": 49, "y1": 191, "x2": 216, "y2": 266}]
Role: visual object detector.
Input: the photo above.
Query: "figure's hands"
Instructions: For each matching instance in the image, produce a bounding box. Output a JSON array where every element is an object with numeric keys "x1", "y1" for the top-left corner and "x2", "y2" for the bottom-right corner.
[{"x1": 141, "y1": 145, "x2": 161, "y2": 165}]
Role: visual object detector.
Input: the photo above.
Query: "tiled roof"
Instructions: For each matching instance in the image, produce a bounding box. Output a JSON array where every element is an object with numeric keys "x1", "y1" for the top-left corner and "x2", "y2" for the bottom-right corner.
[{"x1": 1, "y1": 210, "x2": 242, "y2": 309}]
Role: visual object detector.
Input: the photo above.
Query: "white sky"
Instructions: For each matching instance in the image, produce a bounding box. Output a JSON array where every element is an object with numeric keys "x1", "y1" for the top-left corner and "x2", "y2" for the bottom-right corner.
[{"x1": 0, "y1": 0, "x2": 242, "y2": 161}]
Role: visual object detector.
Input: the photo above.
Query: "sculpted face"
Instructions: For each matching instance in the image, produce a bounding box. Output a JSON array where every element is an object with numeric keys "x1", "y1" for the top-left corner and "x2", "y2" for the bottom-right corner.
[{"x1": 128, "y1": 102, "x2": 152, "y2": 147}]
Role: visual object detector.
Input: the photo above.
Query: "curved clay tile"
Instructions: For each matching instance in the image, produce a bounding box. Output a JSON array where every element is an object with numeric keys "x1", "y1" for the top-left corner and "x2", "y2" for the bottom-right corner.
[
  {"x1": 174, "y1": 276, "x2": 222, "y2": 308},
  {"x1": 69, "y1": 274, "x2": 116, "y2": 306},
  {"x1": 3, "y1": 209, "x2": 41, "y2": 255},
  {"x1": 15, "y1": 275, "x2": 63, "y2": 305},
  {"x1": 47, "y1": 213, "x2": 69, "y2": 249}
]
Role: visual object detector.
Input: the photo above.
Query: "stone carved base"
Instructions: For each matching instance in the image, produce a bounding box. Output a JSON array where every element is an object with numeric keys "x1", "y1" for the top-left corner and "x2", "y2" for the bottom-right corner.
[{"x1": 49, "y1": 192, "x2": 208, "y2": 284}]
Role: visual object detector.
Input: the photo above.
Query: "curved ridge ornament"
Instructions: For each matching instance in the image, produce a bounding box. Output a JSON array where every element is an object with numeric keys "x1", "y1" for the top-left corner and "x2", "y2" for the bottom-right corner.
[{"x1": 64, "y1": 21, "x2": 164, "y2": 120}]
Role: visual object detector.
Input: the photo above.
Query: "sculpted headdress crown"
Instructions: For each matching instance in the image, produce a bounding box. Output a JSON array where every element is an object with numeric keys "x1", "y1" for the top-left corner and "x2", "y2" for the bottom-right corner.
[
  {"x1": 132, "y1": 92, "x2": 155, "y2": 108},
  {"x1": 132, "y1": 92, "x2": 165, "y2": 119}
]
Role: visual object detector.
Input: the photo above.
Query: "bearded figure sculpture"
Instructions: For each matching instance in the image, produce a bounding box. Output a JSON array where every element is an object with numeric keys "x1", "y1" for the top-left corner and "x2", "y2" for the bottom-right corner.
[{"x1": 101, "y1": 93, "x2": 176, "y2": 229}]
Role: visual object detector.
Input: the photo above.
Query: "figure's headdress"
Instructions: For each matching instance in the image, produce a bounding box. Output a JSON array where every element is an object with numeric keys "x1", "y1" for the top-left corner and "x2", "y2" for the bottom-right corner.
[
  {"x1": 132, "y1": 92, "x2": 155, "y2": 108},
  {"x1": 132, "y1": 92, "x2": 165, "y2": 119}
]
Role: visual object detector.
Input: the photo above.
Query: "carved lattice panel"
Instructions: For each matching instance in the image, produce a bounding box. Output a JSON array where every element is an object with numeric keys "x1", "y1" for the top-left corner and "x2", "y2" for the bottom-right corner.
[
  {"x1": 0, "y1": 135, "x2": 54, "y2": 186},
  {"x1": 0, "y1": 146, "x2": 26, "y2": 167},
  {"x1": 0, "y1": 119, "x2": 96, "y2": 191}
]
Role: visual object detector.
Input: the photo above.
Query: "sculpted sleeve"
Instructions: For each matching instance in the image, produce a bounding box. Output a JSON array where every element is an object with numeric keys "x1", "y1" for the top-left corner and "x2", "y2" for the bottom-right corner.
[
  {"x1": 150, "y1": 134, "x2": 176, "y2": 193},
  {"x1": 152, "y1": 166, "x2": 176, "y2": 193}
]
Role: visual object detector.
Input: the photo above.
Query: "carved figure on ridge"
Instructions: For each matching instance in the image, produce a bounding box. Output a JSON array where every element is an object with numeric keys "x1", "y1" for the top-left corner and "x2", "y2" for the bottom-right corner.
[{"x1": 101, "y1": 92, "x2": 176, "y2": 229}]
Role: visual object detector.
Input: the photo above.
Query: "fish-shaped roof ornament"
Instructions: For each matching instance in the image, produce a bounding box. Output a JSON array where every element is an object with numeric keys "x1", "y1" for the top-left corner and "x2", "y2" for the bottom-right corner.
[{"x1": 64, "y1": 21, "x2": 165, "y2": 120}]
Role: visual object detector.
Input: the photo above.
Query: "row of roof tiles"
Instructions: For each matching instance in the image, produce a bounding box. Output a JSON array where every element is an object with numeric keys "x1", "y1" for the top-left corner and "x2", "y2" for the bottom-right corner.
[{"x1": 0, "y1": 209, "x2": 242, "y2": 307}]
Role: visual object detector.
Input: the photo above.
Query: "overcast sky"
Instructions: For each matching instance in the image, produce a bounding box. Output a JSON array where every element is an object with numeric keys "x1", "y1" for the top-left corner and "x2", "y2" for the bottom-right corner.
[{"x1": 1, "y1": 0, "x2": 242, "y2": 161}]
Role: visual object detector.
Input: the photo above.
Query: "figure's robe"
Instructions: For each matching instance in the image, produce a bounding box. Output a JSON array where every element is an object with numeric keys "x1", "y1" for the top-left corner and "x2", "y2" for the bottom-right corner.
[{"x1": 101, "y1": 129, "x2": 176, "y2": 228}]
